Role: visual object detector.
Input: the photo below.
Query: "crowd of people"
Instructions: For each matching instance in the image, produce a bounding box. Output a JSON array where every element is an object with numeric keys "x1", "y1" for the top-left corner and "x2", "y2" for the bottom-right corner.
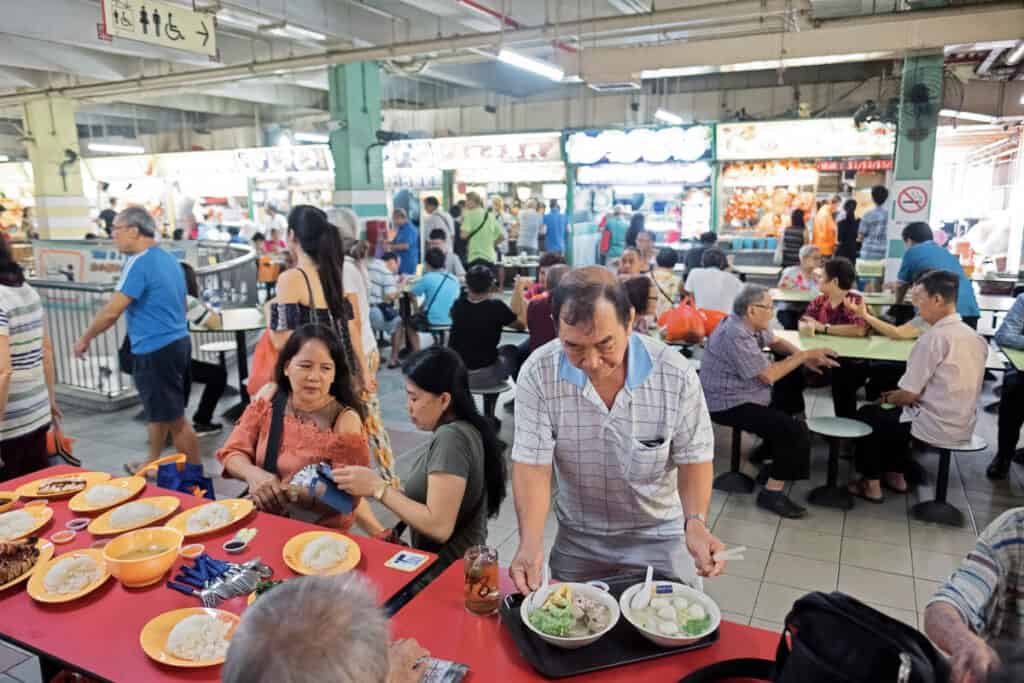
[{"x1": 1, "y1": 191, "x2": 1022, "y2": 683}]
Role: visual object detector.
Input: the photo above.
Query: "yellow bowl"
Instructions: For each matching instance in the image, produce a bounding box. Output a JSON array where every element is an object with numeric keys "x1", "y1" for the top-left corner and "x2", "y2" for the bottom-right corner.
[{"x1": 103, "y1": 527, "x2": 184, "y2": 588}]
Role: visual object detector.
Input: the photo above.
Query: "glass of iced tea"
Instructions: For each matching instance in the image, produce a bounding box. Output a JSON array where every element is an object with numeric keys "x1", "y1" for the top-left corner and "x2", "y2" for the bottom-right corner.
[{"x1": 464, "y1": 545, "x2": 500, "y2": 615}]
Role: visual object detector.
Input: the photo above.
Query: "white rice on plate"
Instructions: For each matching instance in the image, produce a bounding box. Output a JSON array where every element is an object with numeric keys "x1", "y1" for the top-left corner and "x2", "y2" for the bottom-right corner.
[
  {"x1": 0, "y1": 510, "x2": 36, "y2": 540},
  {"x1": 110, "y1": 501, "x2": 162, "y2": 529},
  {"x1": 84, "y1": 484, "x2": 131, "y2": 507},
  {"x1": 165, "y1": 614, "x2": 231, "y2": 661},
  {"x1": 186, "y1": 503, "x2": 231, "y2": 533},
  {"x1": 300, "y1": 535, "x2": 348, "y2": 572},
  {"x1": 43, "y1": 555, "x2": 101, "y2": 595}
]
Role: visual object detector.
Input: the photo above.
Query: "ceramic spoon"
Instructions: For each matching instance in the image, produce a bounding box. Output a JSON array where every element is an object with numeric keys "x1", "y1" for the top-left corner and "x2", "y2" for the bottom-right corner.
[{"x1": 630, "y1": 565, "x2": 655, "y2": 610}]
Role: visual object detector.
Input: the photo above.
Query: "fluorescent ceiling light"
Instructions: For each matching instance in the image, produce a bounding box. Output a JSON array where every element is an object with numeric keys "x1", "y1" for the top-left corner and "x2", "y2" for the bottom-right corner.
[
  {"x1": 1007, "y1": 41, "x2": 1024, "y2": 66},
  {"x1": 654, "y1": 109, "x2": 684, "y2": 125},
  {"x1": 939, "y1": 109, "x2": 996, "y2": 124},
  {"x1": 0, "y1": 155, "x2": 9, "y2": 162},
  {"x1": 217, "y1": 10, "x2": 261, "y2": 30},
  {"x1": 641, "y1": 66, "x2": 716, "y2": 79},
  {"x1": 88, "y1": 142, "x2": 144, "y2": 155},
  {"x1": 497, "y1": 49, "x2": 564, "y2": 82},
  {"x1": 260, "y1": 21, "x2": 326, "y2": 42},
  {"x1": 641, "y1": 52, "x2": 893, "y2": 79},
  {"x1": 294, "y1": 132, "x2": 329, "y2": 144}
]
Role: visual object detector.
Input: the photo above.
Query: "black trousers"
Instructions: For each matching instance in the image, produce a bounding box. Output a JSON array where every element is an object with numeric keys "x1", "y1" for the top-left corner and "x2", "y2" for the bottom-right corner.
[
  {"x1": 998, "y1": 371, "x2": 1024, "y2": 459},
  {"x1": 829, "y1": 359, "x2": 867, "y2": 420},
  {"x1": 854, "y1": 403, "x2": 912, "y2": 479},
  {"x1": 709, "y1": 371, "x2": 810, "y2": 481},
  {"x1": 776, "y1": 308, "x2": 802, "y2": 331},
  {"x1": 184, "y1": 359, "x2": 228, "y2": 425}
]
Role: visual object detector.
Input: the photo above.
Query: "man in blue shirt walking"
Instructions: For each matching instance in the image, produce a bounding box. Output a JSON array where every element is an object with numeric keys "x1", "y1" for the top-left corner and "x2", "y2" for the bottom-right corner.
[
  {"x1": 894, "y1": 222, "x2": 980, "y2": 329},
  {"x1": 389, "y1": 208, "x2": 420, "y2": 276},
  {"x1": 543, "y1": 200, "x2": 566, "y2": 256},
  {"x1": 75, "y1": 207, "x2": 199, "y2": 470}
]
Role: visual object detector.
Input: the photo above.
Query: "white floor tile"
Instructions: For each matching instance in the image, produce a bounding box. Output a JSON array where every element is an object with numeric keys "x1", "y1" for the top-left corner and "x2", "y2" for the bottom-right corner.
[
  {"x1": 703, "y1": 574, "x2": 761, "y2": 616},
  {"x1": 911, "y1": 548, "x2": 963, "y2": 583},
  {"x1": 712, "y1": 516, "x2": 779, "y2": 551},
  {"x1": 752, "y1": 583, "x2": 806, "y2": 622},
  {"x1": 764, "y1": 552, "x2": 838, "y2": 593},
  {"x1": 841, "y1": 537, "x2": 914, "y2": 576},
  {"x1": 837, "y1": 565, "x2": 916, "y2": 611},
  {"x1": 772, "y1": 527, "x2": 841, "y2": 563}
]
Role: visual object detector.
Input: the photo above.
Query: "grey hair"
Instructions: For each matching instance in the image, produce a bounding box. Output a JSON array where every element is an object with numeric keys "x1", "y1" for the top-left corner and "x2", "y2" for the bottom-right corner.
[
  {"x1": 329, "y1": 207, "x2": 360, "y2": 241},
  {"x1": 223, "y1": 574, "x2": 389, "y2": 683},
  {"x1": 798, "y1": 245, "x2": 820, "y2": 260},
  {"x1": 116, "y1": 207, "x2": 155, "y2": 237},
  {"x1": 546, "y1": 264, "x2": 570, "y2": 291},
  {"x1": 733, "y1": 284, "x2": 770, "y2": 317}
]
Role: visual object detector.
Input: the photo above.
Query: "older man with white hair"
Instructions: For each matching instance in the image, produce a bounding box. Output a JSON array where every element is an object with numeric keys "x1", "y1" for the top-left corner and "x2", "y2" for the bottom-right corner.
[{"x1": 224, "y1": 574, "x2": 428, "y2": 683}]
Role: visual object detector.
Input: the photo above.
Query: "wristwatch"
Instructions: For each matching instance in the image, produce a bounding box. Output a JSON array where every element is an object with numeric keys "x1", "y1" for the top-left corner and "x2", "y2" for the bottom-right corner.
[
  {"x1": 373, "y1": 481, "x2": 388, "y2": 502},
  {"x1": 684, "y1": 513, "x2": 707, "y2": 531}
]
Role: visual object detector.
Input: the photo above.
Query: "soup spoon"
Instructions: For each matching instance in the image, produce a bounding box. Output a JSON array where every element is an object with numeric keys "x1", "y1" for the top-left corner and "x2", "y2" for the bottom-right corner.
[
  {"x1": 630, "y1": 565, "x2": 654, "y2": 611},
  {"x1": 529, "y1": 562, "x2": 551, "y2": 611}
]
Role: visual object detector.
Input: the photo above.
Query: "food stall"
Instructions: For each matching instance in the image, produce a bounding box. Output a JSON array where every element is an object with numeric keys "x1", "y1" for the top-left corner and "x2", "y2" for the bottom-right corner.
[
  {"x1": 715, "y1": 118, "x2": 896, "y2": 242},
  {"x1": 0, "y1": 161, "x2": 34, "y2": 238},
  {"x1": 566, "y1": 125, "x2": 715, "y2": 262}
]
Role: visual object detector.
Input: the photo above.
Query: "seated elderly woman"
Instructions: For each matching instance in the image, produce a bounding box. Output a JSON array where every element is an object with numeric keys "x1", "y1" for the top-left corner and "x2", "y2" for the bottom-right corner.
[
  {"x1": 616, "y1": 247, "x2": 647, "y2": 279},
  {"x1": 335, "y1": 347, "x2": 507, "y2": 568},
  {"x1": 700, "y1": 285, "x2": 839, "y2": 518},
  {"x1": 217, "y1": 324, "x2": 376, "y2": 532},
  {"x1": 776, "y1": 244, "x2": 822, "y2": 329},
  {"x1": 224, "y1": 574, "x2": 428, "y2": 683},
  {"x1": 684, "y1": 247, "x2": 743, "y2": 314}
]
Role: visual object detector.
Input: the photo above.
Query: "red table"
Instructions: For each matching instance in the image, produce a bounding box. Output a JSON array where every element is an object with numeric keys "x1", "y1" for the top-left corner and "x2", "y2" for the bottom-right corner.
[
  {"x1": 390, "y1": 561, "x2": 779, "y2": 682},
  {"x1": 0, "y1": 466, "x2": 435, "y2": 682}
]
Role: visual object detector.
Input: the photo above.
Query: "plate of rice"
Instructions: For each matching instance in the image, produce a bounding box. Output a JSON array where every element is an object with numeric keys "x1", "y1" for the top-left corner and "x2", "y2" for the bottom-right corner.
[
  {"x1": 87, "y1": 497, "x2": 181, "y2": 536},
  {"x1": 282, "y1": 530, "x2": 361, "y2": 576},
  {"x1": 165, "y1": 499, "x2": 254, "y2": 538},
  {"x1": 27, "y1": 548, "x2": 111, "y2": 603},
  {"x1": 140, "y1": 607, "x2": 240, "y2": 668},
  {"x1": 15, "y1": 471, "x2": 111, "y2": 499},
  {"x1": 68, "y1": 477, "x2": 146, "y2": 513},
  {"x1": 0, "y1": 506, "x2": 54, "y2": 541}
]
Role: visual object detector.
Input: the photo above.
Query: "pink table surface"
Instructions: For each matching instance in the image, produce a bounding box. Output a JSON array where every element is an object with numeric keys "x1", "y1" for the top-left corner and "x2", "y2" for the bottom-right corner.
[
  {"x1": 390, "y1": 561, "x2": 780, "y2": 682},
  {"x1": 0, "y1": 465, "x2": 435, "y2": 682}
]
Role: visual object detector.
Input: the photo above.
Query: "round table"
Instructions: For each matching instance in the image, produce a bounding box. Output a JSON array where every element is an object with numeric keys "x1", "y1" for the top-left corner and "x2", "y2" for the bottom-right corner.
[{"x1": 192, "y1": 307, "x2": 265, "y2": 419}]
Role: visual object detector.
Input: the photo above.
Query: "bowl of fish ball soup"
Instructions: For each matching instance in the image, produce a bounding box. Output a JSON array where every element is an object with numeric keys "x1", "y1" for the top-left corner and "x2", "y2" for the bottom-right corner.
[
  {"x1": 619, "y1": 581, "x2": 720, "y2": 647},
  {"x1": 103, "y1": 526, "x2": 184, "y2": 588}
]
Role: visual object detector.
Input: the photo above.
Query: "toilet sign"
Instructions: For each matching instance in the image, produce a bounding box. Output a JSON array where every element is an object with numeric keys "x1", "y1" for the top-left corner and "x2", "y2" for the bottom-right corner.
[
  {"x1": 892, "y1": 180, "x2": 932, "y2": 223},
  {"x1": 101, "y1": 0, "x2": 217, "y2": 57}
]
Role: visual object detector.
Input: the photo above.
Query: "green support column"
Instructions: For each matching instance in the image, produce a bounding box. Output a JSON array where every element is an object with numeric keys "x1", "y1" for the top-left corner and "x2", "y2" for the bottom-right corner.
[
  {"x1": 328, "y1": 62, "x2": 388, "y2": 225},
  {"x1": 887, "y1": 53, "x2": 944, "y2": 266},
  {"x1": 23, "y1": 96, "x2": 92, "y2": 239},
  {"x1": 441, "y1": 170, "x2": 454, "y2": 212}
]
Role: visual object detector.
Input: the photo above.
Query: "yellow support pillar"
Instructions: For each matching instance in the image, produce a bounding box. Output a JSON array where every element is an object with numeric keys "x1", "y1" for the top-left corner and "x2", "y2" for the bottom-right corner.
[{"x1": 22, "y1": 97, "x2": 91, "y2": 239}]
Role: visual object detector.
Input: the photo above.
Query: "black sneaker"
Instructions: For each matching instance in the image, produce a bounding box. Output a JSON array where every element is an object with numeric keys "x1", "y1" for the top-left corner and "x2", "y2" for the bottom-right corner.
[
  {"x1": 986, "y1": 455, "x2": 1011, "y2": 480},
  {"x1": 193, "y1": 422, "x2": 223, "y2": 436},
  {"x1": 756, "y1": 489, "x2": 807, "y2": 518}
]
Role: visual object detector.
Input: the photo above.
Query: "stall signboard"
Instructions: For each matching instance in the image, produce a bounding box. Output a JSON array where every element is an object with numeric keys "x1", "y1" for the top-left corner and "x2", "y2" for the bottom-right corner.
[
  {"x1": 234, "y1": 146, "x2": 331, "y2": 175},
  {"x1": 384, "y1": 133, "x2": 562, "y2": 171},
  {"x1": 576, "y1": 161, "x2": 712, "y2": 185},
  {"x1": 717, "y1": 119, "x2": 896, "y2": 161},
  {"x1": 101, "y1": 0, "x2": 217, "y2": 57},
  {"x1": 566, "y1": 125, "x2": 713, "y2": 166},
  {"x1": 816, "y1": 159, "x2": 895, "y2": 172}
]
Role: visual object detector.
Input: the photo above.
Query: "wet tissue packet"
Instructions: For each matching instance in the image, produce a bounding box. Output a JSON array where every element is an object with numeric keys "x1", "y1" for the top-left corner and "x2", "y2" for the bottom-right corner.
[{"x1": 291, "y1": 463, "x2": 354, "y2": 514}]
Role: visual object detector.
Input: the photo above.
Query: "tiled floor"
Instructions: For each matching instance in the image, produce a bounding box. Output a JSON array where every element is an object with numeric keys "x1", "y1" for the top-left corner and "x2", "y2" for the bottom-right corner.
[{"x1": 57, "y1": 331, "x2": 1024, "y2": 636}]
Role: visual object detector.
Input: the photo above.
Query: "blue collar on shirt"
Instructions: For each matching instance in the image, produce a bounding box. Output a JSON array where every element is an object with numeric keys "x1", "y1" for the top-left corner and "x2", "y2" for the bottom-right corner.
[{"x1": 558, "y1": 333, "x2": 653, "y2": 391}]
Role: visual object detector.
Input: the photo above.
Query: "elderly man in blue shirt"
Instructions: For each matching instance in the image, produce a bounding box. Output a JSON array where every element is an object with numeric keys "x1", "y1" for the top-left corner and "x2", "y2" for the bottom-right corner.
[{"x1": 892, "y1": 222, "x2": 980, "y2": 328}]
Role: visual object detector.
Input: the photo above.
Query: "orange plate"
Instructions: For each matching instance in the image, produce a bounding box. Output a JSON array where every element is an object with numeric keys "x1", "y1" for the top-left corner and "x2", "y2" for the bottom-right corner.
[
  {"x1": 282, "y1": 530, "x2": 361, "y2": 577},
  {"x1": 165, "y1": 499, "x2": 254, "y2": 538},
  {"x1": 27, "y1": 548, "x2": 111, "y2": 604},
  {"x1": 139, "y1": 607, "x2": 240, "y2": 668},
  {"x1": 0, "y1": 539, "x2": 55, "y2": 592},
  {"x1": 15, "y1": 471, "x2": 111, "y2": 499},
  {"x1": 0, "y1": 505, "x2": 54, "y2": 541},
  {"x1": 0, "y1": 492, "x2": 18, "y2": 513},
  {"x1": 68, "y1": 477, "x2": 146, "y2": 513},
  {"x1": 87, "y1": 497, "x2": 181, "y2": 536}
]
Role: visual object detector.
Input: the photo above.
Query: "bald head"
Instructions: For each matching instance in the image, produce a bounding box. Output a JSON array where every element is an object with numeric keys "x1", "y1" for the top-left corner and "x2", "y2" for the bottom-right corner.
[{"x1": 551, "y1": 266, "x2": 632, "y2": 330}]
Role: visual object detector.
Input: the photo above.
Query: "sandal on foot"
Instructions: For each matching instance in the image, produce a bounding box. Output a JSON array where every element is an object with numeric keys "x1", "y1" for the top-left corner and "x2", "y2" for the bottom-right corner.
[
  {"x1": 847, "y1": 480, "x2": 884, "y2": 504},
  {"x1": 882, "y1": 477, "x2": 908, "y2": 494}
]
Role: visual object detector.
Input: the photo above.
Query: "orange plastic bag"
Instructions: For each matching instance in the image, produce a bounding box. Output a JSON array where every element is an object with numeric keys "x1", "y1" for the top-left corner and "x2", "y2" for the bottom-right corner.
[
  {"x1": 698, "y1": 308, "x2": 728, "y2": 337},
  {"x1": 247, "y1": 331, "x2": 278, "y2": 398},
  {"x1": 658, "y1": 296, "x2": 706, "y2": 344}
]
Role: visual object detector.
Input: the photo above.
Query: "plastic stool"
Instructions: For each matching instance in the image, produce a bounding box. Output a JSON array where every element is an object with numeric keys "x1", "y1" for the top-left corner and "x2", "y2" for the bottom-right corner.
[
  {"x1": 912, "y1": 434, "x2": 987, "y2": 527},
  {"x1": 713, "y1": 425, "x2": 755, "y2": 493},
  {"x1": 806, "y1": 417, "x2": 872, "y2": 510}
]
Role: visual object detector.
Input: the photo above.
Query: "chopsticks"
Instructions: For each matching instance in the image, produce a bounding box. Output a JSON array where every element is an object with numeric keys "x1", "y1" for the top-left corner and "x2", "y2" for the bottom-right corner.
[{"x1": 713, "y1": 546, "x2": 746, "y2": 562}]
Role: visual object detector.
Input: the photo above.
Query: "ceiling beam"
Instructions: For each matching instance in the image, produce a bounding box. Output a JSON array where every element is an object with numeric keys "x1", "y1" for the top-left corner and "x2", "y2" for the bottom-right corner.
[{"x1": 561, "y1": 3, "x2": 1024, "y2": 81}]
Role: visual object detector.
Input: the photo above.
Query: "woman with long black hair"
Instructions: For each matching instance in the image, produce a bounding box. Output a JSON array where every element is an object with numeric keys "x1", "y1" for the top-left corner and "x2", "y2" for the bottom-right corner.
[{"x1": 334, "y1": 346, "x2": 508, "y2": 568}]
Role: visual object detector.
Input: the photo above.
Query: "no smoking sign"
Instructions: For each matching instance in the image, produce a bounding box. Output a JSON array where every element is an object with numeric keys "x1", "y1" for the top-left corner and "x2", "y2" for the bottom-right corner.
[{"x1": 892, "y1": 180, "x2": 933, "y2": 223}]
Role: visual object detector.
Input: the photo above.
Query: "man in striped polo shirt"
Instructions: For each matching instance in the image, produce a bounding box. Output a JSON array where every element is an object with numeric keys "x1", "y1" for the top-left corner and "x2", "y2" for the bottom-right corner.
[{"x1": 924, "y1": 508, "x2": 1024, "y2": 683}]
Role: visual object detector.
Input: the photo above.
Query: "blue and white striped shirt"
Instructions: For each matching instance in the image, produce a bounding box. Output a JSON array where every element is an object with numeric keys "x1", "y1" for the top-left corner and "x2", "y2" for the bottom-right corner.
[
  {"x1": 0, "y1": 283, "x2": 50, "y2": 441},
  {"x1": 928, "y1": 507, "x2": 1024, "y2": 640}
]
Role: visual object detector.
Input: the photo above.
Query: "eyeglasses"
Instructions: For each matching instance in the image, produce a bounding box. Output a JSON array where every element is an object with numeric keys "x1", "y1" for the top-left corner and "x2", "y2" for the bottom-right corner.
[{"x1": 751, "y1": 303, "x2": 773, "y2": 311}]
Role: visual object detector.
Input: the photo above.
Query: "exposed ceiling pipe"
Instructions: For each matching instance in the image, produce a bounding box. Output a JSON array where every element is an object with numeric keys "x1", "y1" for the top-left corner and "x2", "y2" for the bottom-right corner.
[
  {"x1": 0, "y1": 0, "x2": 847, "y2": 106},
  {"x1": 456, "y1": 0, "x2": 578, "y2": 53},
  {"x1": 976, "y1": 48, "x2": 1006, "y2": 76}
]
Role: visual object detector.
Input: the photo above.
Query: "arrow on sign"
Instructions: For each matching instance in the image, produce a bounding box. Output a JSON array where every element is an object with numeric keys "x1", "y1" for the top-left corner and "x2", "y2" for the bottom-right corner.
[{"x1": 197, "y1": 20, "x2": 210, "y2": 46}]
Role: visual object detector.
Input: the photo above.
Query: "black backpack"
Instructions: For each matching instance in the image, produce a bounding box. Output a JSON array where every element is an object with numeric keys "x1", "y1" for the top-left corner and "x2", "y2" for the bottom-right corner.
[{"x1": 680, "y1": 592, "x2": 949, "y2": 683}]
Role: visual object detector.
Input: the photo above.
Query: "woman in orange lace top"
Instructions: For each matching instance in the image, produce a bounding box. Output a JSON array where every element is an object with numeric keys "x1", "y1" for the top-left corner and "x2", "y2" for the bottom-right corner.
[{"x1": 217, "y1": 324, "x2": 375, "y2": 532}]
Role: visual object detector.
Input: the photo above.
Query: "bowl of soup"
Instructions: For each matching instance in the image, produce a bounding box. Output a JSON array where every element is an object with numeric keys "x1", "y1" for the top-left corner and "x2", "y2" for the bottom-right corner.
[{"x1": 103, "y1": 526, "x2": 184, "y2": 588}]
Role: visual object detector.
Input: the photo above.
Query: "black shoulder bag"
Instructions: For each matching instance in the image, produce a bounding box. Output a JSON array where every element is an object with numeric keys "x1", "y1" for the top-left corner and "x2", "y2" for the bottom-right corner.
[{"x1": 409, "y1": 273, "x2": 452, "y2": 332}]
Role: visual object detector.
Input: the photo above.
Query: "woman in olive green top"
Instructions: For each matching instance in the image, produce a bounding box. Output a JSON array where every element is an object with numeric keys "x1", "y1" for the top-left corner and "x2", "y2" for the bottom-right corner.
[{"x1": 334, "y1": 346, "x2": 507, "y2": 567}]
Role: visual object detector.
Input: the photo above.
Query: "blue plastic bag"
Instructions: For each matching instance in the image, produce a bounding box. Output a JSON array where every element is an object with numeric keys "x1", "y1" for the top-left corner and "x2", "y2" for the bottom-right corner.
[{"x1": 157, "y1": 462, "x2": 215, "y2": 500}]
